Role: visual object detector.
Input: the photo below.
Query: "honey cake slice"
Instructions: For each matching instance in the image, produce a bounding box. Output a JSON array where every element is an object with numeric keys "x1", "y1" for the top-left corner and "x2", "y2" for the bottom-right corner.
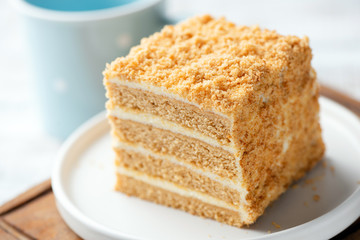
[{"x1": 103, "y1": 15, "x2": 325, "y2": 227}]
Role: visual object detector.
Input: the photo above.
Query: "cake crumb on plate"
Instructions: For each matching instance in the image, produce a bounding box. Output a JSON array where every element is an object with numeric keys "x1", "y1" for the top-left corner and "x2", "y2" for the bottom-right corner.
[
  {"x1": 272, "y1": 222, "x2": 281, "y2": 229},
  {"x1": 313, "y1": 194, "x2": 320, "y2": 202}
]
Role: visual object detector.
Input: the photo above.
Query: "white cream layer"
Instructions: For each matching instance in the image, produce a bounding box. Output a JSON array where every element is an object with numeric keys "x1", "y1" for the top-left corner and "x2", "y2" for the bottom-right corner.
[
  {"x1": 114, "y1": 140, "x2": 248, "y2": 199},
  {"x1": 118, "y1": 167, "x2": 245, "y2": 214},
  {"x1": 108, "y1": 78, "x2": 231, "y2": 119},
  {"x1": 109, "y1": 107, "x2": 237, "y2": 154}
]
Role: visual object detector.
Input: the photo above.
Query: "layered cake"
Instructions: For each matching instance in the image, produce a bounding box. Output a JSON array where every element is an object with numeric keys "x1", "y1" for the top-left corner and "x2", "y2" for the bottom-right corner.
[{"x1": 103, "y1": 15, "x2": 325, "y2": 227}]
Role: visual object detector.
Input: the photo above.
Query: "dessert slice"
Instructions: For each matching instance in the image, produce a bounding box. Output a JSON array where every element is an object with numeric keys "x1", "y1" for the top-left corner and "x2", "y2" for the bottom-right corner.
[{"x1": 103, "y1": 15, "x2": 325, "y2": 227}]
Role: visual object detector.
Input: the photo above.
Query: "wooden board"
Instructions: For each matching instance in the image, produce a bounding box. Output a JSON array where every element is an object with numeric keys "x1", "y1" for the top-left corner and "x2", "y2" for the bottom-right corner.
[{"x1": 1, "y1": 85, "x2": 359, "y2": 240}]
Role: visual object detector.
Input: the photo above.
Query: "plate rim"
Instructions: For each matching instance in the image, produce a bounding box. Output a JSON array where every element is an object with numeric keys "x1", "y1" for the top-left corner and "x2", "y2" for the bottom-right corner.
[{"x1": 52, "y1": 97, "x2": 360, "y2": 240}]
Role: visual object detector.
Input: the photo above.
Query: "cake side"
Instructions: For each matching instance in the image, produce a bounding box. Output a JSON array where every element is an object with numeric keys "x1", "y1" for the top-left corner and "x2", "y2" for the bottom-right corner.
[
  {"x1": 233, "y1": 71, "x2": 325, "y2": 221},
  {"x1": 105, "y1": 80, "x2": 252, "y2": 225},
  {"x1": 106, "y1": 85, "x2": 253, "y2": 225}
]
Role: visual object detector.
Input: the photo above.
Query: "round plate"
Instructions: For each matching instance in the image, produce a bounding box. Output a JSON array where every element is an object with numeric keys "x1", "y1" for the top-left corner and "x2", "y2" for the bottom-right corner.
[{"x1": 52, "y1": 97, "x2": 360, "y2": 240}]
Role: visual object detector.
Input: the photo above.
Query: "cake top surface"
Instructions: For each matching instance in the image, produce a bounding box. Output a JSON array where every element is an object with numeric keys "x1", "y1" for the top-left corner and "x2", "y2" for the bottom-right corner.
[{"x1": 104, "y1": 15, "x2": 311, "y2": 113}]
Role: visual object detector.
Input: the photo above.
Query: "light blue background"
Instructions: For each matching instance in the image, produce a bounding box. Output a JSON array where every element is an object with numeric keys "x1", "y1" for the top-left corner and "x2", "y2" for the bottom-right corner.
[{"x1": 22, "y1": 0, "x2": 165, "y2": 139}]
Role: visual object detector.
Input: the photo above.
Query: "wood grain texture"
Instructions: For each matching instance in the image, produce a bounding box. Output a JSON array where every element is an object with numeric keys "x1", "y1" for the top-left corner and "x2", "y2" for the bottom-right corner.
[
  {"x1": 0, "y1": 222, "x2": 20, "y2": 240},
  {"x1": 0, "y1": 219, "x2": 33, "y2": 240},
  {"x1": 0, "y1": 230, "x2": 18, "y2": 240},
  {"x1": 0, "y1": 180, "x2": 51, "y2": 216},
  {"x1": 3, "y1": 193, "x2": 81, "y2": 240},
  {"x1": 0, "y1": 85, "x2": 359, "y2": 240}
]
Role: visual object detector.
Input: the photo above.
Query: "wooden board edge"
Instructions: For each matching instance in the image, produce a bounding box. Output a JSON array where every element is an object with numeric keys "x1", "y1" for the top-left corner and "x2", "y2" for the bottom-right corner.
[
  {"x1": 0, "y1": 180, "x2": 52, "y2": 216},
  {"x1": 320, "y1": 84, "x2": 360, "y2": 117},
  {"x1": 0, "y1": 218, "x2": 33, "y2": 240}
]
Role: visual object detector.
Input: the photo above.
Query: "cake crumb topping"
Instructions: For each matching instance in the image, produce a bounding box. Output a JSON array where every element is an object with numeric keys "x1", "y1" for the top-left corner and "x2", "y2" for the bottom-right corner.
[
  {"x1": 104, "y1": 15, "x2": 311, "y2": 113},
  {"x1": 313, "y1": 194, "x2": 320, "y2": 202}
]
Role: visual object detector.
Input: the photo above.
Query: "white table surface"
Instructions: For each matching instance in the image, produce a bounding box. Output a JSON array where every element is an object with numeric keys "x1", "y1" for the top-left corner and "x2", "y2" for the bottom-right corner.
[{"x1": 1, "y1": 0, "x2": 359, "y2": 205}]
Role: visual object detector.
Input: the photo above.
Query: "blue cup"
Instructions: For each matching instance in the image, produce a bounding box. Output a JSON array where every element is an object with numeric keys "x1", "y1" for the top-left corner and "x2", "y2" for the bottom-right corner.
[{"x1": 12, "y1": 0, "x2": 165, "y2": 140}]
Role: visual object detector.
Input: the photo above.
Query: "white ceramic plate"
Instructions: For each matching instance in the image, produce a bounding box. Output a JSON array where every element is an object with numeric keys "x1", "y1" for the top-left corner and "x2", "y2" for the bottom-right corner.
[{"x1": 52, "y1": 97, "x2": 360, "y2": 240}]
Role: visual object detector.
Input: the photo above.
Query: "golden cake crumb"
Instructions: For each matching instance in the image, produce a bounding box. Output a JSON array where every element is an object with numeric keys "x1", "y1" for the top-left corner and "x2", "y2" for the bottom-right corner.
[
  {"x1": 272, "y1": 222, "x2": 281, "y2": 229},
  {"x1": 104, "y1": 15, "x2": 312, "y2": 113},
  {"x1": 322, "y1": 161, "x2": 327, "y2": 168},
  {"x1": 313, "y1": 194, "x2": 320, "y2": 202},
  {"x1": 330, "y1": 166, "x2": 335, "y2": 175},
  {"x1": 305, "y1": 179, "x2": 314, "y2": 185}
]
